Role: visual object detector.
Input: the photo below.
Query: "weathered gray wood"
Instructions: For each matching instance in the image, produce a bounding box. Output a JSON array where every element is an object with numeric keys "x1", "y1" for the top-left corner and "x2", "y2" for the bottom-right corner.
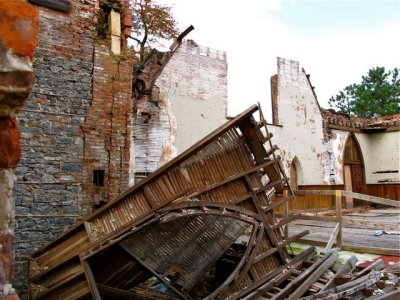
[
  {"x1": 288, "y1": 251, "x2": 338, "y2": 300},
  {"x1": 354, "y1": 259, "x2": 384, "y2": 279},
  {"x1": 324, "y1": 223, "x2": 340, "y2": 253},
  {"x1": 342, "y1": 191, "x2": 400, "y2": 208},
  {"x1": 335, "y1": 191, "x2": 343, "y2": 248},
  {"x1": 320, "y1": 255, "x2": 358, "y2": 291},
  {"x1": 230, "y1": 247, "x2": 316, "y2": 300},
  {"x1": 254, "y1": 230, "x2": 310, "y2": 264},
  {"x1": 299, "y1": 271, "x2": 382, "y2": 300}
]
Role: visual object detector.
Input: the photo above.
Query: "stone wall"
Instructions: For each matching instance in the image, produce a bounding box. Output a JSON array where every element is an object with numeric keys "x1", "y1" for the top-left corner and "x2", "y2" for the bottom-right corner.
[
  {"x1": 13, "y1": 0, "x2": 133, "y2": 296},
  {"x1": 0, "y1": 2, "x2": 38, "y2": 299},
  {"x1": 14, "y1": 1, "x2": 97, "y2": 294}
]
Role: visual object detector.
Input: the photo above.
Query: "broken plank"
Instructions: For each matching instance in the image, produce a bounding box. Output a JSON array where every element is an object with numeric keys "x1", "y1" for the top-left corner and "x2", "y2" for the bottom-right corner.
[
  {"x1": 254, "y1": 230, "x2": 309, "y2": 264},
  {"x1": 284, "y1": 251, "x2": 338, "y2": 300},
  {"x1": 119, "y1": 243, "x2": 188, "y2": 299},
  {"x1": 230, "y1": 246, "x2": 316, "y2": 300},
  {"x1": 320, "y1": 255, "x2": 358, "y2": 291},
  {"x1": 341, "y1": 191, "x2": 400, "y2": 208},
  {"x1": 324, "y1": 223, "x2": 341, "y2": 253}
]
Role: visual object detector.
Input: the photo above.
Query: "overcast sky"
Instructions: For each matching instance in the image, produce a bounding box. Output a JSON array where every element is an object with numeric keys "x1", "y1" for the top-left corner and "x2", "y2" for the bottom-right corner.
[{"x1": 158, "y1": 0, "x2": 400, "y2": 119}]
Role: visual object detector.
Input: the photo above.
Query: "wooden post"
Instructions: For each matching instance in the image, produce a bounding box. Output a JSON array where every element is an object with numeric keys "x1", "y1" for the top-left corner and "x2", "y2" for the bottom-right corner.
[
  {"x1": 344, "y1": 165, "x2": 354, "y2": 208},
  {"x1": 284, "y1": 189, "x2": 289, "y2": 240},
  {"x1": 335, "y1": 190, "x2": 343, "y2": 249}
]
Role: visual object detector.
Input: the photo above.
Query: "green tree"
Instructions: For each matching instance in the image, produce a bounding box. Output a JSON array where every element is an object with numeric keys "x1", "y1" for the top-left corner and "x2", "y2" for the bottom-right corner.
[
  {"x1": 329, "y1": 67, "x2": 400, "y2": 117},
  {"x1": 130, "y1": 0, "x2": 179, "y2": 62}
]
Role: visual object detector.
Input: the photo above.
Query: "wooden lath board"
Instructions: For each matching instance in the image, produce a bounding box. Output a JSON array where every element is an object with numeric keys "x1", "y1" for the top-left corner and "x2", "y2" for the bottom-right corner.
[{"x1": 29, "y1": 105, "x2": 302, "y2": 299}]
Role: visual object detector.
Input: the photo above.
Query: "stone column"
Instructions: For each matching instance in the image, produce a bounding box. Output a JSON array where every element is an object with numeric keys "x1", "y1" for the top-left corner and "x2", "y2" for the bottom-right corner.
[{"x1": 0, "y1": 2, "x2": 38, "y2": 299}]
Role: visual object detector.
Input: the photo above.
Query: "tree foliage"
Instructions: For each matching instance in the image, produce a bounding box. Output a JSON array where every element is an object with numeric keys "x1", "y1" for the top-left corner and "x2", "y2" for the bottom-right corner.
[
  {"x1": 329, "y1": 67, "x2": 400, "y2": 118},
  {"x1": 130, "y1": 0, "x2": 179, "y2": 62}
]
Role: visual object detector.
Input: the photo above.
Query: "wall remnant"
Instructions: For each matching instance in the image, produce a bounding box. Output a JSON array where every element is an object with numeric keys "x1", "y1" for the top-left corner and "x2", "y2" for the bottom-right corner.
[
  {"x1": 14, "y1": 0, "x2": 133, "y2": 296},
  {"x1": 0, "y1": 1, "x2": 38, "y2": 299},
  {"x1": 131, "y1": 39, "x2": 228, "y2": 184},
  {"x1": 267, "y1": 57, "x2": 399, "y2": 206}
]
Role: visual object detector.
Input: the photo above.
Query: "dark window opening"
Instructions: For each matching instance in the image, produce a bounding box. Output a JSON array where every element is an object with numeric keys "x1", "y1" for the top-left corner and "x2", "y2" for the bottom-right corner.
[
  {"x1": 96, "y1": 0, "x2": 121, "y2": 38},
  {"x1": 93, "y1": 170, "x2": 105, "y2": 187},
  {"x1": 141, "y1": 112, "x2": 151, "y2": 125}
]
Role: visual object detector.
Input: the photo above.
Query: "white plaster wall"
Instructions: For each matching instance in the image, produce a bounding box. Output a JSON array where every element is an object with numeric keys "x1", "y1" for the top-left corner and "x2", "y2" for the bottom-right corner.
[
  {"x1": 155, "y1": 40, "x2": 228, "y2": 154},
  {"x1": 356, "y1": 131, "x2": 400, "y2": 183},
  {"x1": 329, "y1": 130, "x2": 349, "y2": 185},
  {"x1": 268, "y1": 58, "x2": 335, "y2": 185}
]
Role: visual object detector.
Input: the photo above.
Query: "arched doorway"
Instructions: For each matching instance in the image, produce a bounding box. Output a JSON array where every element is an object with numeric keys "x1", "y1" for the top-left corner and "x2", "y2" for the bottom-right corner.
[{"x1": 343, "y1": 134, "x2": 366, "y2": 207}]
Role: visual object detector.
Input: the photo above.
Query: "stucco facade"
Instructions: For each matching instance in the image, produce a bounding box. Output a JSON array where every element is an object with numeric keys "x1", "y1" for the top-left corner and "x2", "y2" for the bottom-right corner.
[
  {"x1": 268, "y1": 57, "x2": 399, "y2": 198},
  {"x1": 268, "y1": 58, "x2": 332, "y2": 186},
  {"x1": 130, "y1": 40, "x2": 228, "y2": 184}
]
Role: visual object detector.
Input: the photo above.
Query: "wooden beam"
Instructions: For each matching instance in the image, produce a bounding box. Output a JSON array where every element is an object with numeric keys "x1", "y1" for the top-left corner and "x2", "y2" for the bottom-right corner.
[
  {"x1": 244, "y1": 175, "x2": 287, "y2": 262},
  {"x1": 254, "y1": 230, "x2": 309, "y2": 264},
  {"x1": 335, "y1": 191, "x2": 343, "y2": 249},
  {"x1": 354, "y1": 259, "x2": 384, "y2": 279},
  {"x1": 230, "y1": 246, "x2": 316, "y2": 300},
  {"x1": 341, "y1": 191, "x2": 400, "y2": 207},
  {"x1": 239, "y1": 118, "x2": 283, "y2": 193},
  {"x1": 88, "y1": 105, "x2": 259, "y2": 220},
  {"x1": 324, "y1": 223, "x2": 340, "y2": 253},
  {"x1": 320, "y1": 255, "x2": 358, "y2": 291},
  {"x1": 278, "y1": 214, "x2": 336, "y2": 223},
  {"x1": 119, "y1": 244, "x2": 187, "y2": 299},
  {"x1": 231, "y1": 224, "x2": 265, "y2": 291},
  {"x1": 294, "y1": 190, "x2": 337, "y2": 196},
  {"x1": 81, "y1": 260, "x2": 101, "y2": 300},
  {"x1": 285, "y1": 251, "x2": 338, "y2": 300},
  {"x1": 298, "y1": 240, "x2": 400, "y2": 256}
]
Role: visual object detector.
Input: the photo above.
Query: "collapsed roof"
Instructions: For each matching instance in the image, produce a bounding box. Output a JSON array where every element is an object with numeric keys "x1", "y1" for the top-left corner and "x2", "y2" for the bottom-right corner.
[{"x1": 28, "y1": 105, "x2": 398, "y2": 299}]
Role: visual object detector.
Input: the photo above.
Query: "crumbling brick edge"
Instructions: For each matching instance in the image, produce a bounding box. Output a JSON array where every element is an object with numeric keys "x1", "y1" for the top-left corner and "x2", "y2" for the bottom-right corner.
[{"x1": 0, "y1": 1, "x2": 38, "y2": 299}]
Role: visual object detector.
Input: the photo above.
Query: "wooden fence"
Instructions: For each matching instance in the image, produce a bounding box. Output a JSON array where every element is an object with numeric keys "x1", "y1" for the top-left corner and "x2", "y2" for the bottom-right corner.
[{"x1": 278, "y1": 190, "x2": 400, "y2": 256}]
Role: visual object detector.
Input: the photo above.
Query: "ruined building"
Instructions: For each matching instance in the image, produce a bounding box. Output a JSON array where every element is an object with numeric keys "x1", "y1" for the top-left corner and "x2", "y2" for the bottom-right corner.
[
  {"x1": 13, "y1": 0, "x2": 228, "y2": 296},
  {"x1": 4, "y1": 0, "x2": 398, "y2": 297},
  {"x1": 131, "y1": 39, "x2": 228, "y2": 184},
  {"x1": 269, "y1": 57, "x2": 399, "y2": 209}
]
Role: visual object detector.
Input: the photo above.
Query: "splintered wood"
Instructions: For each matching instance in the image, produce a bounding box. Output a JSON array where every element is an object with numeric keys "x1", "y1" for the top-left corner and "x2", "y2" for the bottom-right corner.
[{"x1": 28, "y1": 105, "x2": 399, "y2": 299}]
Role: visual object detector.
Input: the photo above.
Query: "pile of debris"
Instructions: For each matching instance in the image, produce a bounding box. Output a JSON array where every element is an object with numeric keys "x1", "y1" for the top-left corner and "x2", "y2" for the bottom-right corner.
[{"x1": 28, "y1": 105, "x2": 399, "y2": 299}]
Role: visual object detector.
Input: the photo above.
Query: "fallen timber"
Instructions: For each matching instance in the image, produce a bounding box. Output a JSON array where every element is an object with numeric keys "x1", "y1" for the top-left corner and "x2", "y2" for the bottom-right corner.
[{"x1": 28, "y1": 105, "x2": 399, "y2": 299}]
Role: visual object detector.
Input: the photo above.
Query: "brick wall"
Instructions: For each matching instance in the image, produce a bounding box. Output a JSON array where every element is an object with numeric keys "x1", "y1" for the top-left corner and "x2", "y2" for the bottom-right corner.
[
  {"x1": 13, "y1": 0, "x2": 133, "y2": 296},
  {"x1": 81, "y1": 41, "x2": 133, "y2": 209}
]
